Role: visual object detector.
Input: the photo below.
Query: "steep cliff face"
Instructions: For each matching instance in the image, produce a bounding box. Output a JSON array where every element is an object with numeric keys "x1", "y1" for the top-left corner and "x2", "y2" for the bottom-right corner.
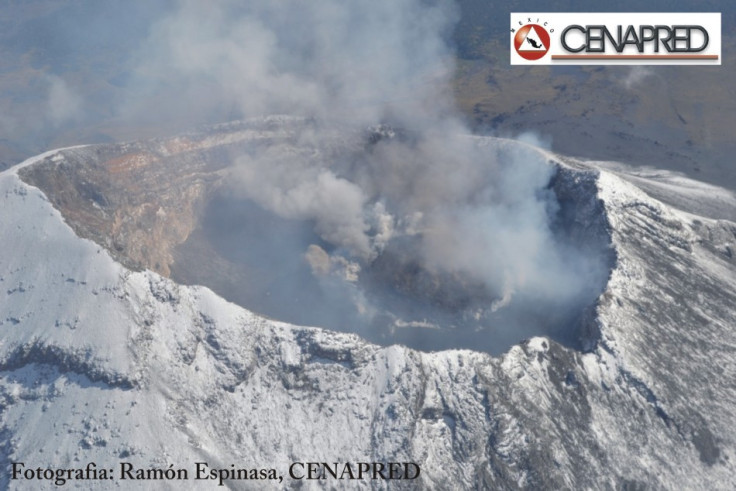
[
  {"x1": 17, "y1": 119, "x2": 305, "y2": 277},
  {"x1": 2, "y1": 128, "x2": 736, "y2": 489}
]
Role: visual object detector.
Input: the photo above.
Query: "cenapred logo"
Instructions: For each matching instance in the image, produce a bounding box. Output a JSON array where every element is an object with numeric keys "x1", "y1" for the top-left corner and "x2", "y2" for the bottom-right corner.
[
  {"x1": 510, "y1": 13, "x2": 721, "y2": 65},
  {"x1": 513, "y1": 22, "x2": 551, "y2": 60}
]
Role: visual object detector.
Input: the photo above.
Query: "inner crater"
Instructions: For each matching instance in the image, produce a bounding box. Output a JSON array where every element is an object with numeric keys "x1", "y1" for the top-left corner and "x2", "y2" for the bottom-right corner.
[{"x1": 19, "y1": 119, "x2": 614, "y2": 355}]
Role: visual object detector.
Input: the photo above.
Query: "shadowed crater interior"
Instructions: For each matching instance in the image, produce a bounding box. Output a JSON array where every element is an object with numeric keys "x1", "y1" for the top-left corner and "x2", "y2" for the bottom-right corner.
[{"x1": 19, "y1": 120, "x2": 615, "y2": 355}]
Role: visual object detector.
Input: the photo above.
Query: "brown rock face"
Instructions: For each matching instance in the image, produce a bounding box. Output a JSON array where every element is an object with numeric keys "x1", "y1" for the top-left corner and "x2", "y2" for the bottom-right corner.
[{"x1": 18, "y1": 121, "x2": 291, "y2": 276}]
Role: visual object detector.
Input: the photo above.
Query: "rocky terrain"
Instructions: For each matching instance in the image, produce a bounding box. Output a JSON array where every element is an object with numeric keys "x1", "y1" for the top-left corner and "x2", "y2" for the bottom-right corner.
[{"x1": 1, "y1": 120, "x2": 735, "y2": 489}]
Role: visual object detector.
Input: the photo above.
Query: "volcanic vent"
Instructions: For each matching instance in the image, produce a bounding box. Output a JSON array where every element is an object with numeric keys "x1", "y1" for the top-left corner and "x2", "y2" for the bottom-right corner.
[{"x1": 19, "y1": 118, "x2": 614, "y2": 354}]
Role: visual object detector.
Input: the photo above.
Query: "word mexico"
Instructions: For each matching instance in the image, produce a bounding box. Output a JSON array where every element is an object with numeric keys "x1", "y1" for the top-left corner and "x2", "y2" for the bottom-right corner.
[{"x1": 510, "y1": 13, "x2": 721, "y2": 65}]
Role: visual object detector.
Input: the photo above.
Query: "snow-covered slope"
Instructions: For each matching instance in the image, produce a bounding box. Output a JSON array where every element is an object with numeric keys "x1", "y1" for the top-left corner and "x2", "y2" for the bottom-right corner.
[{"x1": 1, "y1": 143, "x2": 735, "y2": 490}]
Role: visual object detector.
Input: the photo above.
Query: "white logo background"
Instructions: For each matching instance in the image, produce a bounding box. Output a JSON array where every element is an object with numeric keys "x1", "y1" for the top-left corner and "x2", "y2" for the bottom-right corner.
[{"x1": 511, "y1": 12, "x2": 721, "y2": 65}]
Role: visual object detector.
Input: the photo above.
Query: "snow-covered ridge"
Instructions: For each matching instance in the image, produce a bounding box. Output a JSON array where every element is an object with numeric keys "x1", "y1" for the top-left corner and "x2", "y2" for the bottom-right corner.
[{"x1": 1, "y1": 141, "x2": 735, "y2": 489}]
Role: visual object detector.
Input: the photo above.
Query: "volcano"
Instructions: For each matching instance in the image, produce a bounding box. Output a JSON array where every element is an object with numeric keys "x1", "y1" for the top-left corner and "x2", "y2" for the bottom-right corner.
[{"x1": 2, "y1": 117, "x2": 735, "y2": 488}]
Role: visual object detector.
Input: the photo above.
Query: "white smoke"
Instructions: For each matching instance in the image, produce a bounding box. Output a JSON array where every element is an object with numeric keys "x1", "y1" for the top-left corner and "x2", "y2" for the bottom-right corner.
[
  {"x1": 621, "y1": 66, "x2": 655, "y2": 90},
  {"x1": 128, "y1": 0, "x2": 458, "y2": 129},
  {"x1": 46, "y1": 75, "x2": 83, "y2": 126},
  {"x1": 128, "y1": 0, "x2": 609, "y2": 348},
  {"x1": 235, "y1": 147, "x2": 373, "y2": 258}
]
